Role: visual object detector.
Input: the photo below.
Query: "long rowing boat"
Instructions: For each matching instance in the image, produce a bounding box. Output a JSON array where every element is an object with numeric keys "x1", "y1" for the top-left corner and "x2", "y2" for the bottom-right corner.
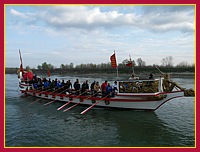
[
  {"x1": 17, "y1": 50, "x2": 195, "y2": 114},
  {"x1": 18, "y1": 75, "x2": 194, "y2": 113}
]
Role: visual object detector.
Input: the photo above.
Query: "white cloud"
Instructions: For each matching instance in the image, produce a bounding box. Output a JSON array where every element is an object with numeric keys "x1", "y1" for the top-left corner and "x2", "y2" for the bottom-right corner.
[
  {"x1": 9, "y1": 6, "x2": 194, "y2": 33},
  {"x1": 6, "y1": 5, "x2": 195, "y2": 67},
  {"x1": 10, "y1": 8, "x2": 27, "y2": 18}
]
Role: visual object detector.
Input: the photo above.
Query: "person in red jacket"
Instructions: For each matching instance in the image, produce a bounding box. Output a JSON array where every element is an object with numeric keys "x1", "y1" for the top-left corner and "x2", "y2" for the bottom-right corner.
[{"x1": 101, "y1": 80, "x2": 108, "y2": 97}]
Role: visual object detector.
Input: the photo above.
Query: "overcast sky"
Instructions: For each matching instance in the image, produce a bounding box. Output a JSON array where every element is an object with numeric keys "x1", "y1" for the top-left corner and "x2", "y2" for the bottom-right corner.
[{"x1": 5, "y1": 5, "x2": 195, "y2": 68}]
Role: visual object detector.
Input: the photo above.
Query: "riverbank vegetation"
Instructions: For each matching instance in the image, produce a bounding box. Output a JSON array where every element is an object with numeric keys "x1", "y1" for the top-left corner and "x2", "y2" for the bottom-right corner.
[{"x1": 6, "y1": 56, "x2": 195, "y2": 78}]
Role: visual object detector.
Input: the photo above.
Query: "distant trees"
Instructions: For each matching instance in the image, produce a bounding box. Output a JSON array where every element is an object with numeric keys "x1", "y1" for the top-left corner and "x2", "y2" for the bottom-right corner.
[
  {"x1": 75, "y1": 63, "x2": 111, "y2": 69},
  {"x1": 37, "y1": 62, "x2": 54, "y2": 70},
  {"x1": 35, "y1": 56, "x2": 194, "y2": 72},
  {"x1": 137, "y1": 58, "x2": 146, "y2": 67},
  {"x1": 161, "y1": 56, "x2": 173, "y2": 67},
  {"x1": 60, "y1": 63, "x2": 74, "y2": 69},
  {"x1": 176, "y1": 61, "x2": 191, "y2": 67}
]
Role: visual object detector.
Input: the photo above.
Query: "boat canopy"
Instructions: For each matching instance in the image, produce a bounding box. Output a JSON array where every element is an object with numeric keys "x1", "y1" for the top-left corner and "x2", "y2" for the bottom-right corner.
[{"x1": 118, "y1": 79, "x2": 162, "y2": 94}]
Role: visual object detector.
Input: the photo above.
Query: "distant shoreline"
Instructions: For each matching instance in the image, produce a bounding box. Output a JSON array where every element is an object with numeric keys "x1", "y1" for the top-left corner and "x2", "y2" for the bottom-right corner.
[
  {"x1": 6, "y1": 71, "x2": 195, "y2": 79},
  {"x1": 5, "y1": 66, "x2": 195, "y2": 79}
]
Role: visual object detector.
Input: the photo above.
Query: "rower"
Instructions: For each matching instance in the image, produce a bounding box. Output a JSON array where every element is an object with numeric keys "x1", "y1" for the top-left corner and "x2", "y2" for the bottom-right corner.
[
  {"x1": 106, "y1": 83, "x2": 113, "y2": 97},
  {"x1": 65, "y1": 80, "x2": 72, "y2": 93},
  {"x1": 81, "y1": 80, "x2": 89, "y2": 95},
  {"x1": 162, "y1": 74, "x2": 184, "y2": 92},
  {"x1": 101, "y1": 80, "x2": 108, "y2": 97},
  {"x1": 112, "y1": 81, "x2": 118, "y2": 96},
  {"x1": 73, "y1": 79, "x2": 80, "y2": 95}
]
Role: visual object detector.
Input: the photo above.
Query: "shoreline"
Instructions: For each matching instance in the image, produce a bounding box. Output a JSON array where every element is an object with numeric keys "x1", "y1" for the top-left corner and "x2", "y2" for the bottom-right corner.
[
  {"x1": 6, "y1": 66, "x2": 195, "y2": 79},
  {"x1": 7, "y1": 72, "x2": 195, "y2": 79}
]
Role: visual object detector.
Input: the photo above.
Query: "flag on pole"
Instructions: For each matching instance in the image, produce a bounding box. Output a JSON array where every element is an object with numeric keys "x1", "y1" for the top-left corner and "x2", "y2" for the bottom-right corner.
[
  {"x1": 126, "y1": 54, "x2": 135, "y2": 74},
  {"x1": 110, "y1": 52, "x2": 117, "y2": 68},
  {"x1": 126, "y1": 55, "x2": 133, "y2": 67},
  {"x1": 126, "y1": 61, "x2": 133, "y2": 67}
]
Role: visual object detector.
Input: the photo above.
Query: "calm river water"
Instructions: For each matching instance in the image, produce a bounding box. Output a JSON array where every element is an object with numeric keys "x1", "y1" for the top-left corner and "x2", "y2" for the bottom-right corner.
[{"x1": 5, "y1": 74, "x2": 195, "y2": 147}]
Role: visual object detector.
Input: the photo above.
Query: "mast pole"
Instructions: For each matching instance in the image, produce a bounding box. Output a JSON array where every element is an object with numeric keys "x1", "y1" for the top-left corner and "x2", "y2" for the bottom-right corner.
[
  {"x1": 19, "y1": 49, "x2": 24, "y2": 73},
  {"x1": 129, "y1": 54, "x2": 134, "y2": 74},
  {"x1": 116, "y1": 66, "x2": 119, "y2": 78},
  {"x1": 115, "y1": 50, "x2": 119, "y2": 79}
]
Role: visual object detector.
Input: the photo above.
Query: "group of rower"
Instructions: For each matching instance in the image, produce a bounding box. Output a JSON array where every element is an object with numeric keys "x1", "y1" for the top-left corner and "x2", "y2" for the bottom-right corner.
[{"x1": 30, "y1": 76, "x2": 118, "y2": 97}]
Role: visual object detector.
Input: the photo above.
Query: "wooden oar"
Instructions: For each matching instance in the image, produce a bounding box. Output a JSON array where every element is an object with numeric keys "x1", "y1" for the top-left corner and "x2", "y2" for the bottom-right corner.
[
  {"x1": 57, "y1": 101, "x2": 73, "y2": 110},
  {"x1": 72, "y1": 89, "x2": 87, "y2": 98},
  {"x1": 30, "y1": 86, "x2": 51, "y2": 95},
  {"x1": 30, "y1": 87, "x2": 60, "y2": 105},
  {"x1": 80, "y1": 101, "x2": 100, "y2": 115},
  {"x1": 63, "y1": 91, "x2": 100, "y2": 112},
  {"x1": 80, "y1": 94, "x2": 110, "y2": 115},
  {"x1": 155, "y1": 65, "x2": 164, "y2": 75},
  {"x1": 28, "y1": 88, "x2": 54, "y2": 104},
  {"x1": 44, "y1": 100, "x2": 56, "y2": 106},
  {"x1": 36, "y1": 85, "x2": 65, "y2": 97},
  {"x1": 33, "y1": 87, "x2": 43, "y2": 93},
  {"x1": 57, "y1": 90, "x2": 87, "y2": 111},
  {"x1": 30, "y1": 98, "x2": 43, "y2": 104},
  {"x1": 43, "y1": 89, "x2": 67, "y2": 106},
  {"x1": 63, "y1": 102, "x2": 80, "y2": 112},
  {"x1": 36, "y1": 87, "x2": 52, "y2": 93}
]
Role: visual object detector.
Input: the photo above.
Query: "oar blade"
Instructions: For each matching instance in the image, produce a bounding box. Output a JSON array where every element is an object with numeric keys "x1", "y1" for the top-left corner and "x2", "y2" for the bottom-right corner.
[
  {"x1": 80, "y1": 101, "x2": 100, "y2": 115},
  {"x1": 44, "y1": 100, "x2": 55, "y2": 106},
  {"x1": 63, "y1": 102, "x2": 80, "y2": 112},
  {"x1": 30, "y1": 98, "x2": 42, "y2": 105},
  {"x1": 80, "y1": 94, "x2": 109, "y2": 115},
  {"x1": 57, "y1": 101, "x2": 72, "y2": 110}
]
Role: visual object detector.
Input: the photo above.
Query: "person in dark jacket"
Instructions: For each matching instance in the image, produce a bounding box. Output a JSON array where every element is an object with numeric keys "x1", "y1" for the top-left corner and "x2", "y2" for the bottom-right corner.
[
  {"x1": 81, "y1": 80, "x2": 89, "y2": 95},
  {"x1": 73, "y1": 79, "x2": 80, "y2": 95}
]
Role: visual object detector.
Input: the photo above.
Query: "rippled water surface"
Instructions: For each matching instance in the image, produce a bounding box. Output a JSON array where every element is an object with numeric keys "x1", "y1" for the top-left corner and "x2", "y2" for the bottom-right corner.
[{"x1": 5, "y1": 74, "x2": 195, "y2": 147}]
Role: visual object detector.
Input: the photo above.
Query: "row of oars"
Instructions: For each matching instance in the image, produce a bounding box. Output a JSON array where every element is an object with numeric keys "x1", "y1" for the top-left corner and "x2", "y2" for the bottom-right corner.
[
  {"x1": 62, "y1": 91, "x2": 100, "y2": 113},
  {"x1": 43, "y1": 88, "x2": 68, "y2": 106},
  {"x1": 56, "y1": 90, "x2": 88, "y2": 111},
  {"x1": 58, "y1": 91, "x2": 101, "y2": 113},
  {"x1": 28, "y1": 86, "x2": 106, "y2": 114},
  {"x1": 29, "y1": 85, "x2": 67, "y2": 104}
]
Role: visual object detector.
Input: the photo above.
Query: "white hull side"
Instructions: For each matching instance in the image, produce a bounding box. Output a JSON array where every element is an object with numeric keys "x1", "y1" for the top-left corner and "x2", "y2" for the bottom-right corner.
[{"x1": 24, "y1": 91, "x2": 184, "y2": 111}]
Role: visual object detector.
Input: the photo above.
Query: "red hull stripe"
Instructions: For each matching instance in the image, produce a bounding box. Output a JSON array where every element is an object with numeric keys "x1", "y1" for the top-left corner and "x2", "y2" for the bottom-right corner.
[
  {"x1": 23, "y1": 90, "x2": 184, "y2": 103},
  {"x1": 117, "y1": 90, "x2": 183, "y2": 97}
]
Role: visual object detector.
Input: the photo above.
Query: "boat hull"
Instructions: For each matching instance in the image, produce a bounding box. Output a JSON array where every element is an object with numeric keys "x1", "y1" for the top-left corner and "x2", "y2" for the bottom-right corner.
[{"x1": 23, "y1": 90, "x2": 184, "y2": 111}]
